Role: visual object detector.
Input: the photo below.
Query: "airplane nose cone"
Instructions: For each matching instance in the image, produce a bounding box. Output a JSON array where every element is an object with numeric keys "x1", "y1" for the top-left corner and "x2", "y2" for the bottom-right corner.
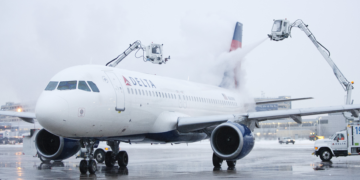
[{"x1": 36, "y1": 93, "x2": 68, "y2": 135}]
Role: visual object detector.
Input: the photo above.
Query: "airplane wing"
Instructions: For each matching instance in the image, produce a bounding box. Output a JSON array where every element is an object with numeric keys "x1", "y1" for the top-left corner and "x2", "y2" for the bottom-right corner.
[
  {"x1": 0, "y1": 111, "x2": 36, "y2": 123},
  {"x1": 255, "y1": 97, "x2": 313, "y2": 105},
  {"x1": 177, "y1": 104, "x2": 360, "y2": 133}
]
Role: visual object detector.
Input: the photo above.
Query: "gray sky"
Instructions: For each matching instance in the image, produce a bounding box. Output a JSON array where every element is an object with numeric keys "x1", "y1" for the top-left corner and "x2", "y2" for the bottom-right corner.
[{"x1": 1, "y1": 0, "x2": 359, "y2": 112}]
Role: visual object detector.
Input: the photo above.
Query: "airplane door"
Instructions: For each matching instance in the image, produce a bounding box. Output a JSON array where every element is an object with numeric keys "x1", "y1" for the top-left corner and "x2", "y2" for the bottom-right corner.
[{"x1": 105, "y1": 71, "x2": 125, "y2": 111}]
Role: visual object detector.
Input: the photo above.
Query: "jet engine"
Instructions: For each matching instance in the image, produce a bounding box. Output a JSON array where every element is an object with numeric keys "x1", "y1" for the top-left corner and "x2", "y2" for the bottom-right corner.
[
  {"x1": 35, "y1": 129, "x2": 81, "y2": 161},
  {"x1": 210, "y1": 122, "x2": 255, "y2": 160}
]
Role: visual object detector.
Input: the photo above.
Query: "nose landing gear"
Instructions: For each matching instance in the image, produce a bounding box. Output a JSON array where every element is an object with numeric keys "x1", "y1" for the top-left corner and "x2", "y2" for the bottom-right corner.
[
  {"x1": 79, "y1": 139, "x2": 98, "y2": 174},
  {"x1": 104, "y1": 141, "x2": 129, "y2": 168}
]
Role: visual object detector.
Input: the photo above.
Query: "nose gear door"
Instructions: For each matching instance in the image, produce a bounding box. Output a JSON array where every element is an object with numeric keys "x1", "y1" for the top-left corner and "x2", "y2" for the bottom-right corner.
[{"x1": 104, "y1": 71, "x2": 125, "y2": 111}]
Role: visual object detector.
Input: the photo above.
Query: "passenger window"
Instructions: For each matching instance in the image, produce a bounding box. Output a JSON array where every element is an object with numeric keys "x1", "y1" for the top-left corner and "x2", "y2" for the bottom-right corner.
[
  {"x1": 45, "y1": 81, "x2": 58, "y2": 91},
  {"x1": 135, "y1": 89, "x2": 138, "y2": 95},
  {"x1": 131, "y1": 89, "x2": 134, "y2": 94},
  {"x1": 58, "y1": 81, "x2": 77, "y2": 90},
  {"x1": 139, "y1": 89, "x2": 141, "y2": 95},
  {"x1": 78, "y1": 81, "x2": 91, "y2": 92},
  {"x1": 142, "y1": 90, "x2": 145, "y2": 95},
  {"x1": 87, "y1": 81, "x2": 100, "y2": 92},
  {"x1": 127, "y1": 88, "x2": 130, "y2": 94}
]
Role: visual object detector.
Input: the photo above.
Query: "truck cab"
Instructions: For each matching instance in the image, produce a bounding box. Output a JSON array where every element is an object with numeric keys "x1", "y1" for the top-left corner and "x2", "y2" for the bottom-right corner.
[{"x1": 314, "y1": 124, "x2": 360, "y2": 161}]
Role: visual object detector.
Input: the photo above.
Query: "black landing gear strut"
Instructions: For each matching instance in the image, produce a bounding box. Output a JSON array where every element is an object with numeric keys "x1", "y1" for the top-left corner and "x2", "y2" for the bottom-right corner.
[
  {"x1": 79, "y1": 139, "x2": 98, "y2": 174},
  {"x1": 104, "y1": 140, "x2": 129, "y2": 168},
  {"x1": 212, "y1": 152, "x2": 237, "y2": 169}
]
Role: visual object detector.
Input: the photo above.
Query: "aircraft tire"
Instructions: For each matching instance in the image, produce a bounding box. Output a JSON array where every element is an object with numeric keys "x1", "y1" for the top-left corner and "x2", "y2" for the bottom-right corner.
[
  {"x1": 212, "y1": 152, "x2": 223, "y2": 167},
  {"x1": 79, "y1": 160, "x2": 88, "y2": 174},
  {"x1": 226, "y1": 160, "x2": 236, "y2": 167},
  {"x1": 105, "y1": 151, "x2": 115, "y2": 167},
  {"x1": 94, "y1": 150, "x2": 105, "y2": 163},
  {"x1": 117, "y1": 151, "x2": 129, "y2": 167},
  {"x1": 88, "y1": 160, "x2": 97, "y2": 174}
]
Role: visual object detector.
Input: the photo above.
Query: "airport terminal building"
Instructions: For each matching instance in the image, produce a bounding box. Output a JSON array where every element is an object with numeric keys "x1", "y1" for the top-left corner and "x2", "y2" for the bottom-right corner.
[{"x1": 253, "y1": 96, "x2": 347, "y2": 140}]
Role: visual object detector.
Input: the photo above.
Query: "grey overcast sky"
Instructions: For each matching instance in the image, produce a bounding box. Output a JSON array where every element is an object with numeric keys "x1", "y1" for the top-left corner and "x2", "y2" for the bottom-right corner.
[{"x1": 0, "y1": 0, "x2": 359, "y2": 111}]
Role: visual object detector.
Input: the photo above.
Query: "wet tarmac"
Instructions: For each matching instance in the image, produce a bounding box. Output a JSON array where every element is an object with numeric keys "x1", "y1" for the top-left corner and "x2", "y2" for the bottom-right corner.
[{"x1": 0, "y1": 140, "x2": 360, "y2": 179}]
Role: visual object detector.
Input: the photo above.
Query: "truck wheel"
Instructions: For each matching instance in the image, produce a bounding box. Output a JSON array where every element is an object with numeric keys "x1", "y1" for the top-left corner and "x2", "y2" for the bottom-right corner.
[
  {"x1": 320, "y1": 149, "x2": 332, "y2": 161},
  {"x1": 94, "y1": 150, "x2": 105, "y2": 163}
]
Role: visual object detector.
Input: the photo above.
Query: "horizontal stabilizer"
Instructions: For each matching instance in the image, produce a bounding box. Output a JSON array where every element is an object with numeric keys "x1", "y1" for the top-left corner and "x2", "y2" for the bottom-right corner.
[{"x1": 255, "y1": 97, "x2": 313, "y2": 105}]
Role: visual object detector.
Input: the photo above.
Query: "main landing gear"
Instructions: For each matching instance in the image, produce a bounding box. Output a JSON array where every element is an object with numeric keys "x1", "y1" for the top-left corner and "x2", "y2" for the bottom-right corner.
[
  {"x1": 212, "y1": 153, "x2": 236, "y2": 169},
  {"x1": 79, "y1": 139, "x2": 98, "y2": 174},
  {"x1": 104, "y1": 141, "x2": 129, "y2": 168}
]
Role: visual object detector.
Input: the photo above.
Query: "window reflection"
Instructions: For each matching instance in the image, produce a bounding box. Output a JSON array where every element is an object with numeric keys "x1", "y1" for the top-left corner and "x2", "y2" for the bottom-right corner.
[
  {"x1": 45, "y1": 81, "x2": 58, "y2": 91},
  {"x1": 78, "y1": 81, "x2": 91, "y2": 92},
  {"x1": 58, "y1": 81, "x2": 77, "y2": 90}
]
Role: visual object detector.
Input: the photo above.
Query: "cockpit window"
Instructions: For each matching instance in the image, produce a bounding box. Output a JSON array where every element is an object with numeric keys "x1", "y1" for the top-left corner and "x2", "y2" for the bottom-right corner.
[
  {"x1": 78, "y1": 81, "x2": 91, "y2": 92},
  {"x1": 57, "y1": 81, "x2": 77, "y2": 90},
  {"x1": 87, "y1": 81, "x2": 100, "y2": 92},
  {"x1": 45, "y1": 81, "x2": 58, "y2": 91}
]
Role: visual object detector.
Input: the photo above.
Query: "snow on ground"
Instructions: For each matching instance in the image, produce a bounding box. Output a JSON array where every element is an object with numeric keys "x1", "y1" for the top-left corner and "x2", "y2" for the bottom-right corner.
[
  {"x1": 254, "y1": 140, "x2": 315, "y2": 149},
  {"x1": 111, "y1": 139, "x2": 316, "y2": 150},
  {"x1": 0, "y1": 140, "x2": 316, "y2": 150},
  {"x1": 0, "y1": 144, "x2": 23, "y2": 148}
]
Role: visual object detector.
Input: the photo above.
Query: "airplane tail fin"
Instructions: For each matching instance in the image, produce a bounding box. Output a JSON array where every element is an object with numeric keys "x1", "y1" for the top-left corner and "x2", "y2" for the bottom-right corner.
[
  {"x1": 219, "y1": 22, "x2": 243, "y2": 89},
  {"x1": 230, "y1": 22, "x2": 243, "y2": 51}
]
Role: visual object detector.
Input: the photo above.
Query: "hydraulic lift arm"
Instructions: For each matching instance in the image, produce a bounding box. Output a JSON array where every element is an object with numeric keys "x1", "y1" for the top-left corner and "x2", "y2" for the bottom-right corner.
[
  {"x1": 268, "y1": 19, "x2": 357, "y2": 121},
  {"x1": 106, "y1": 40, "x2": 170, "y2": 67},
  {"x1": 268, "y1": 19, "x2": 354, "y2": 105}
]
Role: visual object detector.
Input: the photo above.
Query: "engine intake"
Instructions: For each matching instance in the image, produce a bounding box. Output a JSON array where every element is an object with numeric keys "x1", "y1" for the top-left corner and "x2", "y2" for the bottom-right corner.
[
  {"x1": 35, "y1": 129, "x2": 81, "y2": 160},
  {"x1": 210, "y1": 122, "x2": 254, "y2": 160}
]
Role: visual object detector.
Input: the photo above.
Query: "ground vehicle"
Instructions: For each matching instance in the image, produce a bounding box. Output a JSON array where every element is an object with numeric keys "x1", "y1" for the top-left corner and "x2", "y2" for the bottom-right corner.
[
  {"x1": 313, "y1": 124, "x2": 360, "y2": 161},
  {"x1": 309, "y1": 134, "x2": 324, "y2": 141},
  {"x1": 278, "y1": 137, "x2": 295, "y2": 144}
]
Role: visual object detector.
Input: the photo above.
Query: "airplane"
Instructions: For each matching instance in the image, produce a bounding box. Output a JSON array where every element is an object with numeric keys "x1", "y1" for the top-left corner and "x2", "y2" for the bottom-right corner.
[{"x1": 1, "y1": 22, "x2": 360, "y2": 174}]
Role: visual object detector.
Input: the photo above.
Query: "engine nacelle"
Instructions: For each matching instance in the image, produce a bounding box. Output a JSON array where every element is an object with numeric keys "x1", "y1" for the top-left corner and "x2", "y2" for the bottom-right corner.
[
  {"x1": 35, "y1": 129, "x2": 81, "y2": 161},
  {"x1": 210, "y1": 122, "x2": 255, "y2": 160}
]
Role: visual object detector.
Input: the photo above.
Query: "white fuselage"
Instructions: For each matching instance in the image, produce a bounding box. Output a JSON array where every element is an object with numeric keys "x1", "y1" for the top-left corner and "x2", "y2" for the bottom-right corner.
[{"x1": 35, "y1": 65, "x2": 244, "y2": 141}]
